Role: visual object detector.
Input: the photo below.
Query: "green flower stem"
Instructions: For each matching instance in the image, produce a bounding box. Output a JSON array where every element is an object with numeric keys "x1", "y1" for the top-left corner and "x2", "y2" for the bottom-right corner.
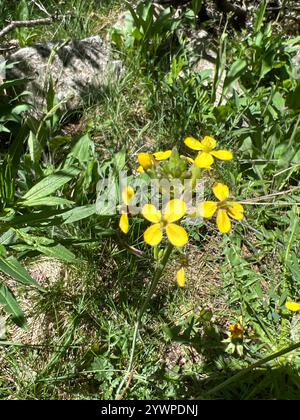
[
  {"x1": 116, "y1": 243, "x2": 174, "y2": 399},
  {"x1": 199, "y1": 340, "x2": 300, "y2": 399},
  {"x1": 191, "y1": 165, "x2": 201, "y2": 189}
]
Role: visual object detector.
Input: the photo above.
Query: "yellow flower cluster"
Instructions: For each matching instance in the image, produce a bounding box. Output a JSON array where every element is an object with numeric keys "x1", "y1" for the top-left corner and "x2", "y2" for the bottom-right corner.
[{"x1": 119, "y1": 135, "x2": 245, "y2": 287}]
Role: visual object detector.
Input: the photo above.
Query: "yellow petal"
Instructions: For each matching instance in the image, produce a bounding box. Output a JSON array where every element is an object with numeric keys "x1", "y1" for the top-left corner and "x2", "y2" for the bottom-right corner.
[
  {"x1": 213, "y1": 183, "x2": 230, "y2": 201},
  {"x1": 137, "y1": 165, "x2": 144, "y2": 173},
  {"x1": 227, "y1": 202, "x2": 244, "y2": 220},
  {"x1": 163, "y1": 199, "x2": 186, "y2": 223},
  {"x1": 142, "y1": 204, "x2": 162, "y2": 223},
  {"x1": 122, "y1": 186, "x2": 135, "y2": 205},
  {"x1": 184, "y1": 137, "x2": 203, "y2": 151},
  {"x1": 201, "y1": 136, "x2": 217, "y2": 151},
  {"x1": 119, "y1": 213, "x2": 129, "y2": 234},
  {"x1": 166, "y1": 223, "x2": 188, "y2": 247},
  {"x1": 194, "y1": 152, "x2": 214, "y2": 169},
  {"x1": 180, "y1": 155, "x2": 194, "y2": 164},
  {"x1": 153, "y1": 150, "x2": 172, "y2": 160},
  {"x1": 199, "y1": 201, "x2": 217, "y2": 218},
  {"x1": 144, "y1": 223, "x2": 163, "y2": 246},
  {"x1": 216, "y1": 209, "x2": 231, "y2": 233},
  {"x1": 285, "y1": 301, "x2": 300, "y2": 312},
  {"x1": 176, "y1": 268, "x2": 185, "y2": 287},
  {"x1": 210, "y1": 150, "x2": 233, "y2": 160},
  {"x1": 138, "y1": 153, "x2": 153, "y2": 170}
]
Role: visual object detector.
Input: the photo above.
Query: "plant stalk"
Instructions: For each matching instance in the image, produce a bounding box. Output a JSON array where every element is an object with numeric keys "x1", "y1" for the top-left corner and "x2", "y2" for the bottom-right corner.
[{"x1": 116, "y1": 243, "x2": 173, "y2": 399}]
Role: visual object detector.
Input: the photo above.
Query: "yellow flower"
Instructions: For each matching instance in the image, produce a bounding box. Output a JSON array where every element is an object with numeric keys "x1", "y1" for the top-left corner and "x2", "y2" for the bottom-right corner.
[
  {"x1": 138, "y1": 153, "x2": 154, "y2": 172},
  {"x1": 199, "y1": 183, "x2": 244, "y2": 233},
  {"x1": 176, "y1": 267, "x2": 185, "y2": 287},
  {"x1": 285, "y1": 301, "x2": 300, "y2": 312},
  {"x1": 142, "y1": 199, "x2": 188, "y2": 247},
  {"x1": 119, "y1": 186, "x2": 135, "y2": 234},
  {"x1": 137, "y1": 150, "x2": 172, "y2": 172},
  {"x1": 229, "y1": 323, "x2": 244, "y2": 340},
  {"x1": 184, "y1": 136, "x2": 233, "y2": 169}
]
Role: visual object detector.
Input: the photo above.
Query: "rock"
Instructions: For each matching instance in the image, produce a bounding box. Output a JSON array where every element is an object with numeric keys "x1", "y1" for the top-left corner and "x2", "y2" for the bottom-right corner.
[
  {"x1": 184, "y1": 29, "x2": 242, "y2": 104},
  {"x1": 4, "y1": 36, "x2": 123, "y2": 114},
  {"x1": 181, "y1": 29, "x2": 223, "y2": 104}
]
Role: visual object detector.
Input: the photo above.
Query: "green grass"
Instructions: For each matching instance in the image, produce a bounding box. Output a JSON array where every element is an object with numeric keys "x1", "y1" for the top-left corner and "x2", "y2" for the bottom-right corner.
[
  {"x1": 1, "y1": 0, "x2": 300, "y2": 400},
  {"x1": 0, "y1": 0, "x2": 125, "y2": 43}
]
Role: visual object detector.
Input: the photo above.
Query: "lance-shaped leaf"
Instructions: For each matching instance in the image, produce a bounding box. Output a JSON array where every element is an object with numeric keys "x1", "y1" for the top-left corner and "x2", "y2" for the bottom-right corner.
[
  {"x1": 0, "y1": 255, "x2": 43, "y2": 290},
  {"x1": 20, "y1": 168, "x2": 80, "y2": 203},
  {"x1": 0, "y1": 283, "x2": 26, "y2": 328}
]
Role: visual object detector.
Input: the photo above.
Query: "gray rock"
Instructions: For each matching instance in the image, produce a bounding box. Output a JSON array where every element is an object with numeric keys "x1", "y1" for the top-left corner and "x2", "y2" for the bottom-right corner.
[
  {"x1": 4, "y1": 36, "x2": 123, "y2": 113},
  {"x1": 183, "y1": 29, "x2": 242, "y2": 105}
]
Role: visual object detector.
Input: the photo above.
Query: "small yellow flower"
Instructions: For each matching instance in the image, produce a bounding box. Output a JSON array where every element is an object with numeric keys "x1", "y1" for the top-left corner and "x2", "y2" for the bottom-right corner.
[
  {"x1": 119, "y1": 186, "x2": 135, "y2": 234},
  {"x1": 138, "y1": 153, "x2": 153, "y2": 172},
  {"x1": 285, "y1": 301, "x2": 300, "y2": 312},
  {"x1": 199, "y1": 183, "x2": 244, "y2": 233},
  {"x1": 184, "y1": 136, "x2": 233, "y2": 169},
  {"x1": 142, "y1": 199, "x2": 188, "y2": 247},
  {"x1": 137, "y1": 150, "x2": 172, "y2": 172},
  {"x1": 176, "y1": 267, "x2": 185, "y2": 287},
  {"x1": 229, "y1": 323, "x2": 244, "y2": 340}
]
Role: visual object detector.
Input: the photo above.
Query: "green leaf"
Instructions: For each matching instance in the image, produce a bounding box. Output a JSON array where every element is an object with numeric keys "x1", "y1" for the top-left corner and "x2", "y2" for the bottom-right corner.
[
  {"x1": 0, "y1": 229, "x2": 17, "y2": 246},
  {"x1": 125, "y1": 2, "x2": 139, "y2": 28},
  {"x1": 67, "y1": 134, "x2": 94, "y2": 164},
  {"x1": 49, "y1": 135, "x2": 71, "y2": 152},
  {"x1": 224, "y1": 59, "x2": 247, "y2": 92},
  {"x1": 272, "y1": 91, "x2": 285, "y2": 111},
  {"x1": 17, "y1": 0, "x2": 29, "y2": 21},
  {"x1": 21, "y1": 196, "x2": 74, "y2": 207},
  {"x1": 62, "y1": 205, "x2": 96, "y2": 224},
  {"x1": 21, "y1": 168, "x2": 79, "y2": 202},
  {"x1": 283, "y1": 36, "x2": 300, "y2": 46},
  {"x1": 36, "y1": 243, "x2": 76, "y2": 263},
  {"x1": 0, "y1": 283, "x2": 26, "y2": 328},
  {"x1": 0, "y1": 78, "x2": 28, "y2": 93},
  {"x1": 113, "y1": 149, "x2": 126, "y2": 172},
  {"x1": 46, "y1": 75, "x2": 58, "y2": 113},
  {"x1": 286, "y1": 85, "x2": 300, "y2": 111},
  {"x1": 254, "y1": 0, "x2": 267, "y2": 33},
  {"x1": 0, "y1": 124, "x2": 10, "y2": 133},
  {"x1": 15, "y1": 231, "x2": 76, "y2": 263},
  {"x1": 0, "y1": 255, "x2": 41, "y2": 289},
  {"x1": 28, "y1": 131, "x2": 42, "y2": 163},
  {"x1": 5, "y1": 209, "x2": 66, "y2": 229},
  {"x1": 191, "y1": 0, "x2": 204, "y2": 15},
  {"x1": 260, "y1": 52, "x2": 275, "y2": 78},
  {"x1": 11, "y1": 104, "x2": 31, "y2": 115}
]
